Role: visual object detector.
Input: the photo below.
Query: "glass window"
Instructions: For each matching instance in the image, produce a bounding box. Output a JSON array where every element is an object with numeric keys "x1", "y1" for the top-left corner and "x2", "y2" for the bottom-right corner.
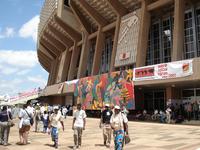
[
  {"x1": 184, "y1": 11, "x2": 195, "y2": 59},
  {"x1": 162, "y1": 18, "x2": 172, "y2": 62},
  {"x1": 86, "y1": 42, "x2": 95, "y2": 76},
  {"x1": 64, "y1": 0, "x2": 69, "y2": 7},
  {"x1": 182, "y1": 89, "x2": 195, "y2": 98},
  {"x1": 99, "y1": 36, "x2": 113, "y2": 74},
  {"x1": 146, "y1": 17, "x2": 173, "y2": 65},
  {"x1": 196, "y1": 8, "x2": 200, "y2": 57}
]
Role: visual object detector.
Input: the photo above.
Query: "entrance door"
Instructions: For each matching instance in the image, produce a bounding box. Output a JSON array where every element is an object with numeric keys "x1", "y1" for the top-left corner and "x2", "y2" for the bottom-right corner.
[{"x1": 144, "y1": 89, "x2": 165, "y2": 111}]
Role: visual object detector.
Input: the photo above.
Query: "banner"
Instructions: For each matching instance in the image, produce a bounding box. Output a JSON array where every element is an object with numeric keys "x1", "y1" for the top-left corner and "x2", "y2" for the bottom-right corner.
[
  {"x1": 115, "y1": 10, "x2": 141, "y2": 67},
  {"x1": 134, "y1": 60, "x2": 193, "y2": 81},
  {"x1": 74, "y1": 69, "x2": 135, "y2": 110}
]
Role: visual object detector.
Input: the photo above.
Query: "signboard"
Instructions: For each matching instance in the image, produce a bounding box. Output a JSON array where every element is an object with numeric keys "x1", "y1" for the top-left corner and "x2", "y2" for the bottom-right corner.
[
  {"x1": 74, "y1": 69, "x2": 135, "y2": 110},
  {"x1": 115, "y1": 10, "x2": 141, "y2": 67},
  {"x1": 134, "y1": 60, "x2": 193, "y2": 81}
]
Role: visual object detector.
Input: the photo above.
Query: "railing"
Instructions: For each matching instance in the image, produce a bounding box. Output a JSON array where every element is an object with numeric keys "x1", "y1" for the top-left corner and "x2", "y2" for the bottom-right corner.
[{"x1": 38, "y1": 0, "x2": 58, "y2": 38}]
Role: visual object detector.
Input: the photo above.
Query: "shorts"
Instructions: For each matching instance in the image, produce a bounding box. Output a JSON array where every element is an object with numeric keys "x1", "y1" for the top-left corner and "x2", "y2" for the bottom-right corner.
[{"x1": 19, "y1": 125, "x2": 30, "y2": 133}]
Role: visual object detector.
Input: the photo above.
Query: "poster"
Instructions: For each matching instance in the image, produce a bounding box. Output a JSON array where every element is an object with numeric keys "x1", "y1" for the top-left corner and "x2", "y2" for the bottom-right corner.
[
  {"x1": 134, "y1": 60, "x2": 193, "y2": 81},
  {"x1": 74, "y1": 69, "x2": 135, "y2": 110}
]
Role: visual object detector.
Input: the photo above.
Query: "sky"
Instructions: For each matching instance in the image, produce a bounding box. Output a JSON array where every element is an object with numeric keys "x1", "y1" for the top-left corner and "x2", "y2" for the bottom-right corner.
[{"x1": 0, "y1": 0, "x2": 48, "y2": 96}]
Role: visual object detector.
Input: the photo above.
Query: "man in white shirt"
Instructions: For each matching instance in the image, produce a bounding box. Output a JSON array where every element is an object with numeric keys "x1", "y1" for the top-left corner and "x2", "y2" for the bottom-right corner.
[
  {"x1": 48, "y1": 106, "x2": 64, "y2": 149},
  {"x1": 72, "y1": 103, "x2": 86, "y2": 149}
]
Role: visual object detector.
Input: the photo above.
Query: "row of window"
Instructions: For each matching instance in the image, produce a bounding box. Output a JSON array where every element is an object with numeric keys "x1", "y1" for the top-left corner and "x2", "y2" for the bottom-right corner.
[
  {"x1": 83, "y1": 7, "x2": 200, "y2": 77},
  {"x1": 146, "y1": 7, "x2": 200, "y2": 65}
]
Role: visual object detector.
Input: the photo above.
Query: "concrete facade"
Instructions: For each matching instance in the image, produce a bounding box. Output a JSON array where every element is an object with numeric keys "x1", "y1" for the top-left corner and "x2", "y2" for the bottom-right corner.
[{"x1": 37, "y1": 0, "x2": 200, "y2": 110}]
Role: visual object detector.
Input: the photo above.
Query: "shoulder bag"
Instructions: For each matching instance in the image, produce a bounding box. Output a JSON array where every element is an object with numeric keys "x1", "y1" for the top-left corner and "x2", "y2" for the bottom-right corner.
[{"x1": 7, "y1": 111, "x2": 15, "y2": 127}]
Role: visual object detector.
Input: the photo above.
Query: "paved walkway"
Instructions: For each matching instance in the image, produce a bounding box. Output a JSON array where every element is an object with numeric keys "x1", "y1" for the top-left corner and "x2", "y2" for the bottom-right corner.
[{"x1": 1, "y1": 117, "x2": 200, "y2": 150}]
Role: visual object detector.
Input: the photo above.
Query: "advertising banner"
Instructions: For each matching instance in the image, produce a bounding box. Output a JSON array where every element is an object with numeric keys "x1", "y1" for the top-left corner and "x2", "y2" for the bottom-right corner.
[
  {"x1": 134, "y1": 60, "x2": 193, "y2": 81},
  {"x1": 74, "y1": 69, "x2": 135, "y2": 110}
]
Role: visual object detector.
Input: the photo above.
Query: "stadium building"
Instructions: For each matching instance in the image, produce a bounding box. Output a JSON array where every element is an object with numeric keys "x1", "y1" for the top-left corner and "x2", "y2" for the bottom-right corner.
[{"x1": 37, "y1": 0, "x2": 200, "y2": 111}]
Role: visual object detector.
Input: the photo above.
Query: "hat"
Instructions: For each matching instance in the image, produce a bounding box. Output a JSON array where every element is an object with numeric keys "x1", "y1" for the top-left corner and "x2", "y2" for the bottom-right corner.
[
  {"x1": 105, "y1": 104, "x2": 110, "y2": 107},
  {"x1": 114, "y1": 105, "x2": 120, "y2": 110},
  {"x1": 53, "y1": 106, "x2": 59, "y2": 110}
]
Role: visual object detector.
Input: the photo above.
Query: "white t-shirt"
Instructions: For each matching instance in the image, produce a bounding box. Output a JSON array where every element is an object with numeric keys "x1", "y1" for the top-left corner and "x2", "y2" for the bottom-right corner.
[
  {"x1": 19, "y1": 108, "x2": 33, "y2": 125},
  {"x1": 40, "y1": 106, "x2": 45, "y2": 114},
  {"x1": 73, "y1": 110, "x2": 87, "y2": 128},
  {"x1": 110, "y1": 112, "x2": 128, "y2": 130},
  {"x1": 50, "y1": 113, "x2": 63, "y2": 128}
]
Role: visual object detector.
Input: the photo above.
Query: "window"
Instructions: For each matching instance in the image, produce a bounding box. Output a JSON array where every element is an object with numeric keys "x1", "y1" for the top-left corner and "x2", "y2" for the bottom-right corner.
[
  {"x1": 196, "y1": 8, "x2": 200, "y2": 57},
  {"x1": 162, "y1": 18, "x2": 172, "y2": 62},
  {"x1": 64, "y1": 0, "x2": 69, "y2": 7},
  {"x1": 99, "y1": 36, "x2": 113, "y2": 74},
  {"x1": 184, "y1": 11, "x2": 195, "y2": 59},
  {"x1": 86, "y1": 42, "x2": 95, "y2": 76},
  {"x1": 146, "y1": 17, "x2": 173, "y2": 65}
]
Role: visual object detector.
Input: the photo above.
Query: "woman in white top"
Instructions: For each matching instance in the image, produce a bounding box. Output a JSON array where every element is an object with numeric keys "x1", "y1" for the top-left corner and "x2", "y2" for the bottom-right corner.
[
  {"x1": 18, "y1": 104, "x2": 33, "y2": 145},
  {"x1": 110, "y1": 105, "x2": 129, "y2": 150}
]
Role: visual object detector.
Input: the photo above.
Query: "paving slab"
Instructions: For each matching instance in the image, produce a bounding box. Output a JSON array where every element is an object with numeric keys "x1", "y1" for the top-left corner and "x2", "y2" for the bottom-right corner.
[{"x1": 0, "y1": 117, "x2": 200, "y2": 150}]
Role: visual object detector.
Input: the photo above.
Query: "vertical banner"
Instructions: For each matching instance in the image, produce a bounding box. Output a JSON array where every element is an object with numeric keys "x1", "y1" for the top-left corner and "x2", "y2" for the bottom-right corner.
[
  {"x1": 74, "y1": 69, "x2": 135, "y2": 110},
  {"x1": 115, "y1": 9, "x2": 141, "y2": 67}
]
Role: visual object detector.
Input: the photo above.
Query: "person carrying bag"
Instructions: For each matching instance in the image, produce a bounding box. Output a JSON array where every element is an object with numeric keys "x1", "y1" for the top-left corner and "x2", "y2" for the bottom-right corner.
[
  {"x1": 25, "y1": 109, "x2": 34, "y2": 126},
  {"x1": 0, "y1": 106, "x2": 13, "y2": 145}
]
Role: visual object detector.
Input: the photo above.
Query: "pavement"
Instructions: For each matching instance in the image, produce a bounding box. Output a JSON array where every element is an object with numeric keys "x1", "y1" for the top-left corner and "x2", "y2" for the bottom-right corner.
[{"x1": 1, "y1": 117, "x2": 200, "y2": 150}]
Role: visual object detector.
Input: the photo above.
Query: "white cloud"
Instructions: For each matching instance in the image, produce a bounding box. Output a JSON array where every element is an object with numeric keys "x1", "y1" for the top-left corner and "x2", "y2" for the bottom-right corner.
[
  {"x1": 27, "y1": 75, "x2": 47, "y2": 86},
  {"x1": 19, "y1": 15, "x2": 40, "y2": 42},
  {"x1": 0, "y1": 50, "x2": 38, "y2": 68},
  {"x1": 0, "y1": 27, "x2": 15, "y2": 39},
  {"x1": 1, "y1": 67, "x2": 18, "y2": 75},
  {"x1": 0, "y1": 78, "x2": 23, "y2": 96},
  {"x1": 16, "y1": 69, "x2": 31, "y2": 75}
]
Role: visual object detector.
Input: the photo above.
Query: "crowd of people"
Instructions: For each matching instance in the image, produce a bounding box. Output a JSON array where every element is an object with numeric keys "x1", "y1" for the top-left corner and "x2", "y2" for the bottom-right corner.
[
  {"x1": 135, "y1": 101, "x2": 200, "y2": 124},
  {"x1": 0, "y1": 102, "x2": 130, "y2": 150}
]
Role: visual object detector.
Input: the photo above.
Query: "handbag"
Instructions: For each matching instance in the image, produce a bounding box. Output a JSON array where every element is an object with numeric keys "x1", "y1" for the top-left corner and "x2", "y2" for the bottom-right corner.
[
  {"x1": 124, "y1": 134, "x2": 131, "y2": 144},
  {"x1": 7, "y1": 111, "x2": 15, "y2": 127}
]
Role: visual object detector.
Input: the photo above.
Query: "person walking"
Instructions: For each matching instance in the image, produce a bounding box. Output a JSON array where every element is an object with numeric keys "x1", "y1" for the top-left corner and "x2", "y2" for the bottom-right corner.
[
  {"x1": 0, "y1": 106, "x2": 13, "y2": 146},
  {"x1": 72, "y1": 103, "x2": 86, "y2": 149},
  {"x1": 99, "y1": 104, "x2": 112, "y2": 147},
  {"x1": 42, "y1": 111, "x2": 49, "y2": 133},
  {"x1": 48, "y1": 106, "x2": 64, "y2": 149},
  {"x1": 110, "y1": 105, "x2": 129, "y2": 150},
  {"x1": 18, "y1": 104, "x2": 34, "y2": 145}
]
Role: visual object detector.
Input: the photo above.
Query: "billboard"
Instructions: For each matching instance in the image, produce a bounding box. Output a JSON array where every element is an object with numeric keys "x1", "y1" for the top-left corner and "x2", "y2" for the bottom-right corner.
[{"x1": 134, "y1": 60, "x2": 193, "y2": 81}]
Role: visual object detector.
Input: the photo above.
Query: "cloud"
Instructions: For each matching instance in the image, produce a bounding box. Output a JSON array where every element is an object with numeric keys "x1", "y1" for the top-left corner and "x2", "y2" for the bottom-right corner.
[
  {"x1": 0, "y1": 50, "x2": 38, "y2": 68},
  {"x1": 27, "y1": 75, "x2": 47, "y2": 86},
  {"x1": 16, "y1": 69, "x2": 31, "y2": 75},
  {"x1": 19, "y1": 15, "x2": 40, "y2": 42},
  {"x1": 0, "y1": 27, "x2": 15, "y2": 39},
  {"x1": 0, "y1": 78, "x2": 23, "y2": 96}
]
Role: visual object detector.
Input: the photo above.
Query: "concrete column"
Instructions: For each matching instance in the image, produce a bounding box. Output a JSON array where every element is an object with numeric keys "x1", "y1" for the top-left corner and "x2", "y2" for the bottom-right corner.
[
  {"x1": 78, "y1": 31, "x2": 91, "y2": 78},
  {"x1": 110, "y1": 16, "x2": 121, "y2": 72},
  {"x1": 172, "y1": 0, "x2": 185, "y2": 61},
  {"x1": 68, "y1": 42, "x2": 81, "y2": 80},
  {"x1": 136, "y1": 1, "x2": 151, "y2": 67},
  {"x1": 91, "y1": 27, "x2": 105, "y2": 75},
  {"x1": 56, "y1": 49, "x2": 71, "y2": 82},
  {"x1": 49, "y1": 59, "x2": 58, "y2": 85}
]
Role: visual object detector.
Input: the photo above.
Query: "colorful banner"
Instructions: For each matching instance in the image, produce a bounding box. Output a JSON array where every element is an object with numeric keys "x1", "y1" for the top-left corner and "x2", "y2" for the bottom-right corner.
[
  {"x1": 134, "y1": 60, "x2": 193, "y2": 81},
  {"x1": 74, "y1": 69, "x2": 135, "y2": 110}
]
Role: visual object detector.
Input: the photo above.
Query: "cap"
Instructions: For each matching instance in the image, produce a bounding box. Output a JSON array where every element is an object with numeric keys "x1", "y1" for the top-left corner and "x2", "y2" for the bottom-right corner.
[
  {"x1": 53, "y1": 106, "x2": 59, "y2": 110},
  {"x1": 105, "y1": 104, "x2": 110, "y2": 107},
  {"x1": 114, "y1": 105, "x2": 120, "y2": 110}
]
